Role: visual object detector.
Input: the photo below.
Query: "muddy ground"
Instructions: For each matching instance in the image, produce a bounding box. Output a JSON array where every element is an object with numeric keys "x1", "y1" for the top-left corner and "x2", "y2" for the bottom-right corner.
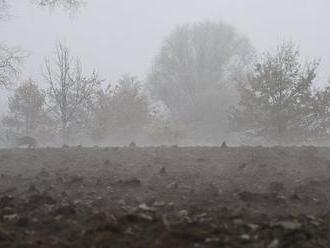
[{"x1": 1, "y1": 146, "x2": 330, "y2": 247}]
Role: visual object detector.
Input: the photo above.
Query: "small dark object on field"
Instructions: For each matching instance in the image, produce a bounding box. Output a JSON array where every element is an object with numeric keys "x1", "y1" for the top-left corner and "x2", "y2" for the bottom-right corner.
[
  {"x1": 0, "y1": 195, "x2": 14, "y2": 207},
  {"x1": 129, "y1": 141, "x2": 136, "y2": 148},
  {"x1": 28, "y1": 193, "x2": 56, "y2": 207},
  {"x1": 221, "y1": 141, "x2": 227, "y2": 148},
  {"x1": 159, "y1": 166, "x2": 167, "y2": 175},
  {"x1": 67, "y1": 176, "x2": 84, "y2": 185},
  {"x1": 104, "y1": 160, "x2": 111, "y2": 166},
  {"x1": 62, "y1": 144, "x2": 69, "y2": 148},
  {"x1": 268, "y1": 181, "x2": 285, "y2": 194},
  {"x1": 239, "y1": 163, "x2": 247, "y2": 170},
  {"x1": 37, "y1": 169, "x2": 50, "y2": 178},
  {"x1": 0, "y1": 230, "x2": 11, "y2": 241},
  {"x1": 28, "y1": 184, "x2": 38, "y2": 193},
  {"x1": 2, "y1": 187, "x2": 17, "y2": 195},
  {"x1": 55, "y1": 205, "x2": 76, "y2": 216},
  {"x1": 119, "y1": 177, "x2": 141, "y2": 187},
  {"x1": 15, "y1": 136, "x2": 38, "y2": 149},
  {"x1": 56, "y1": 176, "x2": 64, "y2": 184},
  {"x1": 96, "y1": 178, "x2": 103, "y2": 186}
]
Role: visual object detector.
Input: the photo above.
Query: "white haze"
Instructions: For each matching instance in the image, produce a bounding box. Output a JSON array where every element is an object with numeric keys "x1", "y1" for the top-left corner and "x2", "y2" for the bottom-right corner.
[
  {"x1": 0, "y1": 0, "x2": 329, "y2": 116},
  {"x1": 1, "y1": 0, "x2": 329, "y2": 82}
]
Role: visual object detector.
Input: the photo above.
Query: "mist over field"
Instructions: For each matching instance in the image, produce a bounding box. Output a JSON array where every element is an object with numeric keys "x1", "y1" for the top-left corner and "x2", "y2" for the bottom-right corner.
[{"x1": 2, "y1": 2, "x2": 330, "y2": 247}]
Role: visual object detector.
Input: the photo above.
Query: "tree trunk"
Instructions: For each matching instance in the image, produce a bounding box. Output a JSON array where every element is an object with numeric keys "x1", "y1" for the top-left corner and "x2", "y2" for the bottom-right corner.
[{"x1": 62, "y1": 121, "x2": 67, "y2": 145}]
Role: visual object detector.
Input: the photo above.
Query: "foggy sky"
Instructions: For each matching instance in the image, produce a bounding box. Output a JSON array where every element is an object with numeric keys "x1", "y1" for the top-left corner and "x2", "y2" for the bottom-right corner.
[{"x1": 1, "y1": 0, "x2": 329, "y2": 88}]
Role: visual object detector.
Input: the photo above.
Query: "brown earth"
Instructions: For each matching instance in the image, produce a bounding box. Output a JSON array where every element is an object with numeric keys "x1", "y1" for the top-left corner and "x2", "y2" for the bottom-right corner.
[{"x1": 1, "y1": 146, "x2": 330, "y2": 247}]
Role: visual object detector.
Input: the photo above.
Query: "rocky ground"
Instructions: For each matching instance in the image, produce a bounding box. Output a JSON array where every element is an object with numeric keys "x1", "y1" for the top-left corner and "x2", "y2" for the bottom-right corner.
[{"x1": 1, "y1": 146, "x2": 330, "y2": 247}]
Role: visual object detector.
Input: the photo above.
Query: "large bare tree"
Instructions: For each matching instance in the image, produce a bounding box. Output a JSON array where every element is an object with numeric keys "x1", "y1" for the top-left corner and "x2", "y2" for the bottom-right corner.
[
  {"x1": 43, "y1": 42, "x2": 100, "y2": 144},
  {"x1": 148, "y1": 21, "x2": 254, "y2": 144}
]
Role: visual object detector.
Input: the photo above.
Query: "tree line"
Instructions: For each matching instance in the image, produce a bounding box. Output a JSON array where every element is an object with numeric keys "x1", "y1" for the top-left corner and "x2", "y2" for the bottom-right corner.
[{"x1": 1, "y1": 19, "x2": 330, "y2": 146}]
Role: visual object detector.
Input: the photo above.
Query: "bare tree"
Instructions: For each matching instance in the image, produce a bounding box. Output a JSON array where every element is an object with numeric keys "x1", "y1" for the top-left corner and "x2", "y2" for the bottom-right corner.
[
  {"x1": 0, "y1": 44, "x2": 23, "y2": 88},
  {"x1": 0, "y1": 0, "x2": 79, "y2": 89},
  {"x1": 148, "y1": 21, "x2": 254, "y2": 144},
  {"x1": 36, "y1": 0, "x2": 84, "y2": 11},
  {"x1": 0, "y1": 0, "x2": 83, "y2": 17},
  {"x1": 43, "y1": 42, "x2": 100, "y2": 144},
  {"x1": 0, "y1": 0, "x2": 9, "y2": 20},
  {"x1": 0, "y1": 3, "x2": 23, "y2": 88}
]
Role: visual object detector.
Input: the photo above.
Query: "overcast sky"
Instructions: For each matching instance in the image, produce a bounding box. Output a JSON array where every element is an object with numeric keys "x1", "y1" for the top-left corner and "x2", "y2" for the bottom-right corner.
[{"x1": 1, "y1": 0, "x2": 330, "y2": 87}]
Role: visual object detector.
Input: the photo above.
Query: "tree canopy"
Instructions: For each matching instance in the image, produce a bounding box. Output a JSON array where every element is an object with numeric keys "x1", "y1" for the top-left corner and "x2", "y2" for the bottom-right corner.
[
  {"x1": 230, "y1": 42, "x2": 319, "y2": 144},
  {"x1": 148, "y1": 21, "x2": 254, "y2": 143},
  {"x1": 2, "y1": 79, "x2": 47, "y2": 136}
]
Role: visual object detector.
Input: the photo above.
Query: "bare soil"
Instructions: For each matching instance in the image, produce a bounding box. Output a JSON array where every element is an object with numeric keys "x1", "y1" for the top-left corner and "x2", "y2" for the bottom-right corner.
[{"x1": 1, "y1": 146, "x2": 330, "y2": 247}]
